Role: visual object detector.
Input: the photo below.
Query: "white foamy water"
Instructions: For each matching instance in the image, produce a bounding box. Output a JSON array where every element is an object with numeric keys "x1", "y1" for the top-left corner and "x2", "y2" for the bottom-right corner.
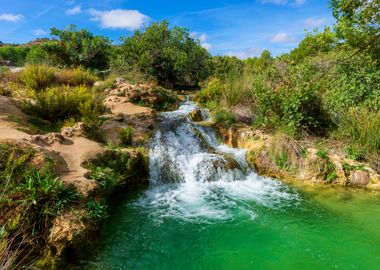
[{"x1": 135, "y1": 99, "x2": 299, "y2": 222}]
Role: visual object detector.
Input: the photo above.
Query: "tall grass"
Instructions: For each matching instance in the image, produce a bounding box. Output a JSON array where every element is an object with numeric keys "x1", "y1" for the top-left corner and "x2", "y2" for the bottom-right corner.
[
  {"x1": 336, "y1": 108, "x2": 380, "y2": 154},
  {"x1": 55, "y1": 68, "x2": 98, "y2": 86},
  {"x1": 20, "y1": 65, "x2": 55, "y2": 91}
]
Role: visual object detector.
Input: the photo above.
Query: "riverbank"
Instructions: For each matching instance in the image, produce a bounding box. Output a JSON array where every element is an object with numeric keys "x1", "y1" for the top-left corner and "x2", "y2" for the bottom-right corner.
[
  {"x1": 213, "y1": 123, "x2": 380, "y2": 189},
  {"x1": 0, "y1": 75, "x2": 179, "y2": 268}
]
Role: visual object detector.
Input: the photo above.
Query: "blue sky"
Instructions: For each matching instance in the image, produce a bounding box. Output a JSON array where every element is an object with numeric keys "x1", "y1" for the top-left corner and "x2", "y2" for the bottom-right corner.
[{"x1": 0, "y1": 0, "x2": 334, "y2": 58}]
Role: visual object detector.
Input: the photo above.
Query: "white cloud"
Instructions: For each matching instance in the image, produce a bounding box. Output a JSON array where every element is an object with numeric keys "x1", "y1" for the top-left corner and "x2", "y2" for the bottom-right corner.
[
  {"x1": 270, "y1": 32, "x2": 296, "y2": 43},
  {"x1": 190, "y1": 32, "x2": 208, "y2": 43},
  {"x1": 88, "y1": 9, "x2": 149, "y2": 30},
  {"x1": 32, "y1": 29, "x2": 47, "y2": 36},
  {"x1": 226, "y1": 48, "x2": 264, "y2": 59},
  {"x1": 305, "y1": 17, "x2": 327, "y2": 27},
  {"x1": 0, "y1": 13, "x2": 24, "y2": 22},
  {"x1": 201, "y1": 43, "x2": 213, "y2": 51},
  {"x1": 259, "y1": 0, "x2": 305, "y2": 6},
  {"x1": 66, "y1": 5, "x2": 81, "y2": 15},
  {"x1": 199, "y1": 34, "x2": 208, "y2": 43}
]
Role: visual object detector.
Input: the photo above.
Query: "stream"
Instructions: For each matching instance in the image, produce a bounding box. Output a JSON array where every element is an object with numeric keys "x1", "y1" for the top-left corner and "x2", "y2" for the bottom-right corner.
[{"x1": 72, "y1": 100, "x2": 380, "y2": 270}]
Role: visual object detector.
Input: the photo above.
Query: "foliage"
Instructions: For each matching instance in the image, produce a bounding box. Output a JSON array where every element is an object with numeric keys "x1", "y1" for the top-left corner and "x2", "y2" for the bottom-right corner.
[
  {"x1": 87, "y1": 149, "x2": 149, "y2": 193},
  {"x1": 119, "y1": 126, "x2": 135, "y2": 146},
  {"x1": 213, "y1": 108, "x2": 236, "y2": 126},
  {"x1": 0, "y1": 143, "x2": 77, "y2": 267},
  {"x1": 0, "y1": 46, "x2": 30, "y2": 66},
  {"x1": 55, "y1": 68, "x2": 98, "y2": 86},
  {"x1": 49, "y1": 25, "x2": 111, "y2": 70},
  {"x1": 25, "y1": 47, "x2": 50, "y2": 65},
  {"x1": 20, "y1": 64, "x2": 55, "y2": 91},
  {"x1": 22, "y1": 85, "x2": 103, "y2": 125},
  {"x1": 345, "y1": 146, "x2": 365, "y2": 161},
  {"x1": 85, "y1": 199, "x2": 107, "y2": 220},
  {"x1": 331, "y1": 0, "x2": 380, "y2": 60},
  {"x1": 118, "y1": 21, "x2": 212, "y2": 87}
]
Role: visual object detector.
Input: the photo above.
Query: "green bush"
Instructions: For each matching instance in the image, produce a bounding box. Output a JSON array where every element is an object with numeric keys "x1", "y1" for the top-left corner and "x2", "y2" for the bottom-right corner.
[
  {"x1": 119, "y1": 126, "x2": 134, "y2": 146},
  {"x1": 85, "y1": 199, "x2": 107, "y2": 220},
  {"x1": 336, "y1": 108, "x2": 380, "y2": 155},
  {"x1": 118, "y1": 20, "x2": 211, "y2": 87},
  {"x1": 55, "y1": 68, "x2": 98, "y2": 86},
  {"x1": 22, "y1": 85, "x2": 95, "y2": 123},
  {"x1": 213, "y1": 108, "x2": 235, "y2": 126},
  {"x1": 25, "y1": 47, "x2": 50, "y2": 65},
  {"x1": 0, "y1": 46, "x2": 30, "y2": 66},
  {"x1": 20, "y1": 64, "x2": 55, "y2": 91}
]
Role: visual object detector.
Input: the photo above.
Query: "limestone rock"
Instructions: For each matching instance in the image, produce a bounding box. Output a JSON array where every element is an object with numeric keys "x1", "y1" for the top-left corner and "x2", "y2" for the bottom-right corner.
[
  {"x1": 61, "y1": 122, "x2": 86, "y2": 137},
  {"x1": 350, "y1": 170, "x2": 370, "y2": 186}
]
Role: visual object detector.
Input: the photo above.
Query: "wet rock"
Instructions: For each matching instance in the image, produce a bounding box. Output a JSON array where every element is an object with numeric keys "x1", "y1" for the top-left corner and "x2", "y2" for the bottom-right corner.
[
  {"x1": 350, "y1": 170, "x2": 370, "y2": 186},
  {"x1": 189, "y1": 109, "x2": 203, "y2": 122}
]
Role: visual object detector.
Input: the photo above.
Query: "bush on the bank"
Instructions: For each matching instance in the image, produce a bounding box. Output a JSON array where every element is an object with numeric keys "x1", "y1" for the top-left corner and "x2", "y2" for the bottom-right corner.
[
  {"x1": 119, "y1": 126, "x2": 134, "y2": 146},
  {"x1": 55, "y1": 68, "x2": 98, "y2": 86},
  {"x1": 0, "y1": 143, "x2": 77, "y2": 267},
  {"x1": 22, "y1": 85, "x2": 103, "y2": 124},
  {"x1": 20, "y1": 65, "x2": 55, "y2": 91},
  {"x1": 87, "y1": 149, "x2": 149, "y2": 193}
]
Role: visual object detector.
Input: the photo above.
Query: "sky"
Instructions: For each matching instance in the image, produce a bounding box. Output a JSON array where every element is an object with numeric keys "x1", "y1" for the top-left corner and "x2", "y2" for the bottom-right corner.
[{"x1": 0, "y1": 0, "x2": 334, "y2": 58}]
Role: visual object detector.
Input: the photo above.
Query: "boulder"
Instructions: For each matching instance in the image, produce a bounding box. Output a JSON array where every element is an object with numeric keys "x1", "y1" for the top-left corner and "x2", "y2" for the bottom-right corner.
[
  {"x1": 350, "y1": 170, "x2": 370, "y2": 186},
  {"x1": 189, "y1": 109, "x2": 203, "y2": 122}
]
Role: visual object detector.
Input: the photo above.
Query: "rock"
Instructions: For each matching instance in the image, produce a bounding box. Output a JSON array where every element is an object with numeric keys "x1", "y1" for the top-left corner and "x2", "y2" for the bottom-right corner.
[
  {"x1": 232, "y1": 106, "x2": 254, "y2": 124},
  {"x1": 189, "y1": 109, "x2": 204, "y2": 122},
  {"x1": 93, "y1": 81, "x2": 102, "y2": 87},
  {"x1": 61, "y1": 122, "x2": 86, "y2": 137},
  {"x1": 350, "y1": 170, "x2": 370, "y2": 186},
  {"x1": 31, "y1": 133, "x2": 64, "y2": 145}
]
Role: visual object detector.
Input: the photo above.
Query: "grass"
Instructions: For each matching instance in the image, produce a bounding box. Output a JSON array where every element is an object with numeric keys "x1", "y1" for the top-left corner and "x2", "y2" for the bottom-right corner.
[
  {"x1": 20, "y1": 64, "x2": 55, "y2": 91},
  {"x1": 119, "y1": 126, "x2": 135, "y2": 146},
  {"x1": 55, "y1": 68, "x2": 98, "y2": 87}
]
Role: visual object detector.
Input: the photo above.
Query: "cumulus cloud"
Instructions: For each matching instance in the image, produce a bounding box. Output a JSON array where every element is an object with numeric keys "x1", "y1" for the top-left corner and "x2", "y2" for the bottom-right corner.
[
  {"x1": 270, "y1": 32, "x2": 296, "y2": 43},
  {"x1": 32, "y1": 29, "x2": 47, "y2": 36},
  {"x1": 66, "y1": 5, "x2": 81, "y2": 15},
  {"x1": 0, "y1": 13, "x2": 24, "y2": 22},
  {"x1": 88, "y1": 9, "x2": 149, "y2": 30},
  {"x1": 305, "y1": 17, "x2": 327, "y2": 26},
  {"x1": 201, "y1": 43, "x2": 213, "y2": 51},
  {"x1": 226, "y1": 48, "x2": 264, "y2": 59}
]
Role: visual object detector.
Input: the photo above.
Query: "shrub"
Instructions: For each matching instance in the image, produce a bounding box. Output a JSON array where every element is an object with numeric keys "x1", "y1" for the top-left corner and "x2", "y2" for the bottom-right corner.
[
  {"x1": 79, "y1": 100, "x2": 106, "y2": 142},
  {"x1": 22, "y1": 85, "x2": 94, "y2": 123},
  {"x1": 119, "y1": 126, "x2": 135, "y2": 146},
  {"x1": 92, "y1": 78, "x2": 115, "y2": 93},
  {"x1": 336, "y1": 108, "x2": 380, "y2": 155},
  {"x1": 213, "y1": 108, "x2": 235, "y2": 126},
  {"x1": 25, "y1": 47, "x2": 50, "y2": 65},
  {"x1": 345, "y1": 146, "x2": 365, "y2": 161},
  {"x1": 195, "y1": 78, "x2": 224, "y2": 106},
  {"x1": 55, "y1": 68, "x2": 98, "y2": 86},
  {"x1": 85, "y1": 199, "x2": 107, "y2": 220},
  {"x1": 87, "y1": 149, "x2": 149, "y2": 192},
  {"x1": 20, "y1": 65, "x2": 55, "y2": 91}
]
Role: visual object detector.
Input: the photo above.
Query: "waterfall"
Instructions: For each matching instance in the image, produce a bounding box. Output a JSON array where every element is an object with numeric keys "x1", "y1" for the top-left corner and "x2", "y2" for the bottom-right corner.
[{"x1": 135, "y1": 99, "x2": 298, "y2": 222}]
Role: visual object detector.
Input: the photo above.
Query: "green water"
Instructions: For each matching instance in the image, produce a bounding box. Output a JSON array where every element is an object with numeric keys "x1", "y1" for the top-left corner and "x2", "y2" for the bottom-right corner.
[{"x1": 72, "y1": 183, "x2": 380, "y2": 270}]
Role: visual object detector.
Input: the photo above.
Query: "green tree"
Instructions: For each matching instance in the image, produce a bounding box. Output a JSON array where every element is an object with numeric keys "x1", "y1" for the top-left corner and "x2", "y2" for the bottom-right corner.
[
  {"x1": 331, "y1": 0, "x2": 380, "y2": 59},
  {"x1": 118, "y1": 21, "x2": 212, "y2": 88},
  {"x1": 49, "y1": 25, "x2": 111, "y2": 70}
]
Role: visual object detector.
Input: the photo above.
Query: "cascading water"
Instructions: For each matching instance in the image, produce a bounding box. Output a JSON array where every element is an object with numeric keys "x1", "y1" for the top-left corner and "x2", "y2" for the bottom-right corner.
[
  {"x1": 136, "y1": 98, "x2": 298, "y2": 222},
  {"x1": 74, "y1": 98, "x2": 380, "y2": 270}
]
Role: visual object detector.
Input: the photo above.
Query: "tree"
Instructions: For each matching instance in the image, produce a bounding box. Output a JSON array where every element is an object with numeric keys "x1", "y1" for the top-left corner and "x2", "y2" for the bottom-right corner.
[
  {"x1": 331, "y1": 0, "x2": 380, "y2": 59},
  {"x1": 49, "y1": 25, "x2": 111, "y2": 70},
  {"x1": 118, "y1": 21, "x2": 212, "y2": 88}
]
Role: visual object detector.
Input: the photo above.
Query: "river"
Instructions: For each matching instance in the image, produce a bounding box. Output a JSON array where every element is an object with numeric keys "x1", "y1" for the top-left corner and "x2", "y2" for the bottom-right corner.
[{"x1": 70, "y1": 100, "x2": 380, "y2": 270}]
